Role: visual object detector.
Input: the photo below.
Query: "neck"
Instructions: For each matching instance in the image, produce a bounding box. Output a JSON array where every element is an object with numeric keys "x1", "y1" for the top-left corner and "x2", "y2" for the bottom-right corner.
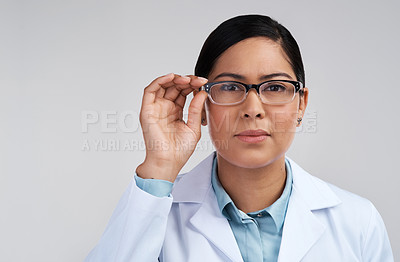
[{"x1": 217, "y1": 154, "x2": 287, "y2": 214}]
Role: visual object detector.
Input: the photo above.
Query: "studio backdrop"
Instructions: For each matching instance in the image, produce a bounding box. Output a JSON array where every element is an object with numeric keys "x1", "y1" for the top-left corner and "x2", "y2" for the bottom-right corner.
[{"x1": 1, "y1": 0, "x2": 399, "y2": 261}]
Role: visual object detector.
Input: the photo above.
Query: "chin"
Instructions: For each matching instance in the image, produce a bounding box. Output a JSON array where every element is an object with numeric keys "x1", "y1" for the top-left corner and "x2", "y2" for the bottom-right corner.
[{"x1": 217, "y1": 147, "x2": 285, "y2": 169}]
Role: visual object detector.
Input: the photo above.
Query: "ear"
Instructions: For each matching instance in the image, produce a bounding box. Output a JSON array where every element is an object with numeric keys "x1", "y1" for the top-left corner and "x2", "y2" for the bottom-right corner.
[
  {"x1": 297, "y1": 87, "x2": 309, "y2": 127},
  {"x1": 193, "y1": 90, "x2": 207, "y2": 126}
]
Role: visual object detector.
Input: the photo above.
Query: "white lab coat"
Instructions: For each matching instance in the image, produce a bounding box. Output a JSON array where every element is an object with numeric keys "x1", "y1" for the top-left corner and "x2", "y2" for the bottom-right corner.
[{"x1": 85, "y1": 152, "x2": 393, "y2": 262}]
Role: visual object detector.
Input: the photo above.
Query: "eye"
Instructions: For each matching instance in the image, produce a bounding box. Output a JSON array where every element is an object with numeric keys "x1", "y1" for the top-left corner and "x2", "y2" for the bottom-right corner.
[
  {"x1": 263, "y1": 84, "x2": 287, "y2": 92},
  {"x1": 219, "y1": 83, "x2": 243, "y2": 92}
]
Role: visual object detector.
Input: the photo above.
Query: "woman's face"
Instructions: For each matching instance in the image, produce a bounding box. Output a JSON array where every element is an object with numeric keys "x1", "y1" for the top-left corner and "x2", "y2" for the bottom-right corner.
[{"x1": 203, "y1": 36, "x2": 308, "y2": 168}]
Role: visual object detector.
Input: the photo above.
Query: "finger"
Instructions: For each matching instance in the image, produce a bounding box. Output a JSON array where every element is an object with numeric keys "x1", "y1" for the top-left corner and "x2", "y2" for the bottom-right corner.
[
  {"x1": 162, "y1": 74, "x2": 206, "y2": 90},
  {"x1": 180, "y1": 86, "x2": 196, "y2": 97},
  {"x1": 155, "y1": 86, "x2": 166, "y2": 99},
  {"x1": 174, "y1": 86, "x2": 200, "y2": 110},
  {"x1": 186, "y1": 91, "x2": 208, "y2": 137},
  {"x1": 174, "y1": 92, "x2": 187, "y2": 109},
  {"x1": 162, "y1": 74, "x2": 199, "y2": 101},
  {"x1": 163, "y1": 83, "x2": 191, "y2": 101},
  {"x1": 164, "y1": 75, "x2": 207, "y2": 101},
  {"x1": 162, "y1": 74, "x2": 192, "y2": 100},
  {"x1": 170, "y1": 76, "x2": 207, "y2": 107},
  {"x1": 177, "y1": 76, "x2": 207, "y2": 97},
  {"x1": 174, "y1": 75, "x2": 192, "y2": 84},
  {"x1": 185, "y1": 75, "x2": 208, "y2": 87},
  {"x1": 142, "y1": 73, "x2": 175, "y2": 105},
  {"x1": 161, "y1": 74, "x2": 188, "y2": 88}
]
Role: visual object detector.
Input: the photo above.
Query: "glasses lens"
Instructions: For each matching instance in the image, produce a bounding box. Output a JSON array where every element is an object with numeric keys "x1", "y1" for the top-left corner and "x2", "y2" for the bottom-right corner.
[
  {"x1": 210, "y1": 82, "x2": 246, "y2": 104},
  {"x1": 260, "y1": 81, "x2": 295, "y2": 104}
]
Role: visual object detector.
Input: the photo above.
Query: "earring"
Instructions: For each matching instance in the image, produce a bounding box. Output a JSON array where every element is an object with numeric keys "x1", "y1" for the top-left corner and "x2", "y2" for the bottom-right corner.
[{"x1": 297, "y1": 117, "x2": 302, "y2": 125}]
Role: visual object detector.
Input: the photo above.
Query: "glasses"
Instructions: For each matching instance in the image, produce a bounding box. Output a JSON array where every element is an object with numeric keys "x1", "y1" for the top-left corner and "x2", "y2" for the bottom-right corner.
[{"x1": 199, "y1": 80, "x2": 303, "y2": 105}]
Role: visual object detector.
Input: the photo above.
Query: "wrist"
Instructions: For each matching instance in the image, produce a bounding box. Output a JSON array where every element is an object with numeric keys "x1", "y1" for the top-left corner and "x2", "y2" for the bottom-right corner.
[{"x1": 136, "y1": 159, "x2": 181, "y2": 183}]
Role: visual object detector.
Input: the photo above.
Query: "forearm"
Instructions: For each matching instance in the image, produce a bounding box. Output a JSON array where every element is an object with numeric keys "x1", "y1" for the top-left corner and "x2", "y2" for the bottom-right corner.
[{"x1": 84, "y1": 177, "x2": 173, "y2": 262}]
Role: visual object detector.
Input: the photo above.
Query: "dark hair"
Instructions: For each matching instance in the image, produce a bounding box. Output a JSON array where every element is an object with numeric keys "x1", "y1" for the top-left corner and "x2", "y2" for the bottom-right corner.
[{"x1": 195, "y1": 14, "x2": 305, "y2": 85}]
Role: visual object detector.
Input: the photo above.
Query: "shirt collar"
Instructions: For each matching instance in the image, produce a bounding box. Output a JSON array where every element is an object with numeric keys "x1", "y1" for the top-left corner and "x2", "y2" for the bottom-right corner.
[{"x1": 211, "y1": 155, "x2": 293, "y2": 233}]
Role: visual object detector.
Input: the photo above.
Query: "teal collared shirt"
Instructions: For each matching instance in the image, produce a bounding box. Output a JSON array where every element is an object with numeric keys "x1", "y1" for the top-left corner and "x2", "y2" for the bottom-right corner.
[{"x1": 211, "y1": 156, "x2": 293, "y2": 262}]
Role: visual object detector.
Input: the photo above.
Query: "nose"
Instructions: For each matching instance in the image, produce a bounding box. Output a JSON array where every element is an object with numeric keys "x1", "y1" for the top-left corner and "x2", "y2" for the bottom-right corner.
[{"x1": 240, "y1": 89, "x2": 265, "y2": 119}]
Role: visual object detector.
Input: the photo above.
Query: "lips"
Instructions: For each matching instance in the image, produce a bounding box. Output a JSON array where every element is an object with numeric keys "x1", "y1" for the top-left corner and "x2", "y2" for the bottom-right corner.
[
  {"x1": 234, "y1": 129, "x2": 270, "y2": 143},
  {"x1": 235, "y1": 129, "x2": 270, "y2": 136}
]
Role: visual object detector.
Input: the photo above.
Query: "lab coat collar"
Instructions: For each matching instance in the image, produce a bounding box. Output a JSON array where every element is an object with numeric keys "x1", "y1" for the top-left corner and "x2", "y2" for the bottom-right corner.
[
  {"x1": 172, "y1": 152, "x2": 216, "y2": 203},
  {"x1": 286, "y1": 156, "x2": 342, "y2": 210},
  {"x1": 172, "y1": 152, "x2": 341, "y2": 209},
  {"x1": 172, "y1": 152, "x2": 342, "y2": 262}
]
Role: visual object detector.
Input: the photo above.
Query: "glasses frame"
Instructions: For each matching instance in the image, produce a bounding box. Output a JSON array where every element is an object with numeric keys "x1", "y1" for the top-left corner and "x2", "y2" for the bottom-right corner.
[{"x1": 199, "y1": 79, "x2": 304, "y2": 105}]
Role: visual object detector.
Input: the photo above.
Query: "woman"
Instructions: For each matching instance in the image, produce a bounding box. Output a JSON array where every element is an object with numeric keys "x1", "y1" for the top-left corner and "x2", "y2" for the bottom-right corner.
[{"x1": 85, "y1": 15, "x2": 393, "y2": 261}]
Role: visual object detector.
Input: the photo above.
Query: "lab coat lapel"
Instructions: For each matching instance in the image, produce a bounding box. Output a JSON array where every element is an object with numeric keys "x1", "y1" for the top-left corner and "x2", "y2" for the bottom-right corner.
[
  {"x1": 277, "y1": 186, "x2": 325, "y2": 261},
  {"x1": 189, "y1": 186, "x2": 244, "y2": 262},
  {"x1": 278, "y1": 158, "x2": 342, "y2": 261},
  {"x1": 173, "y1": 152, "x2": 243, "y2": 262}
]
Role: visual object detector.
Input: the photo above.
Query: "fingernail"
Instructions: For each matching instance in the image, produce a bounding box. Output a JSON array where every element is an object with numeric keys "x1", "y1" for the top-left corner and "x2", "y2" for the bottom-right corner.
[{"x1": 198, "y1": 77, "x2": 208, "y2": 82}]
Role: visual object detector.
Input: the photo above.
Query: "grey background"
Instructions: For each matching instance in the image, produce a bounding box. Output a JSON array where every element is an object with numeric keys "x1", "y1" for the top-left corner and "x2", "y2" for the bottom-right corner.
[{"x1": 1, "y1": 0, "x2": 399, "y2": 261}]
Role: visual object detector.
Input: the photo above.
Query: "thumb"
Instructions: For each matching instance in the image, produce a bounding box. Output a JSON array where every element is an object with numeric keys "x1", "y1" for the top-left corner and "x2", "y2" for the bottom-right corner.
[{"x1": 187, "y1": 91, "x2": 208, "y2": 137}]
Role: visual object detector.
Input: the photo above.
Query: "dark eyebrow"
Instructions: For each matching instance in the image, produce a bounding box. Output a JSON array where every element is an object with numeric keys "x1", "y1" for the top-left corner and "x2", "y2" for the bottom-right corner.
[{"x1": 214, "y1": 72, "x2": 294, "y2": 81}]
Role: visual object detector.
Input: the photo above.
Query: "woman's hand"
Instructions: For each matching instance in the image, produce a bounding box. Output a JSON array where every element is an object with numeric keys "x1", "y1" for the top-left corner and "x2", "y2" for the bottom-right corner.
[{"x1": 136, "y1": 73, "x2": 208, "y2": 182}]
